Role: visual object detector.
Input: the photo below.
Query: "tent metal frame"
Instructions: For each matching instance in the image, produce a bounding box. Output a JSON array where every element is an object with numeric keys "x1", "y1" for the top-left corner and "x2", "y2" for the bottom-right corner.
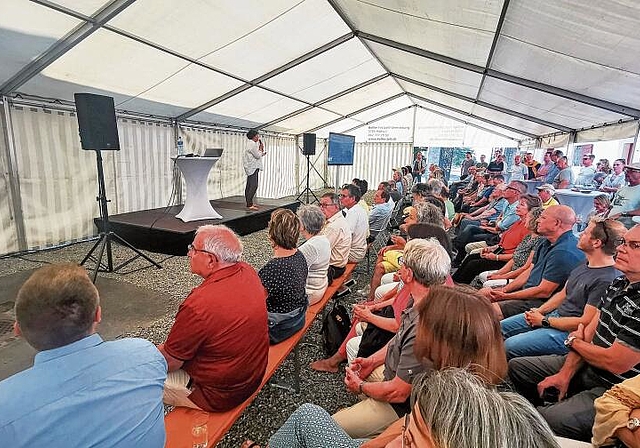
[{"x1": 5, "y1": 0, "x2": 640, "y2": 143}]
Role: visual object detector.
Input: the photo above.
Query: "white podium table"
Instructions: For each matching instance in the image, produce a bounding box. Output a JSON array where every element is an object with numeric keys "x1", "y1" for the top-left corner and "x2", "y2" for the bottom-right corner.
[{"x1": 172, "y1": 156, "x2": 222, "y2": 222}]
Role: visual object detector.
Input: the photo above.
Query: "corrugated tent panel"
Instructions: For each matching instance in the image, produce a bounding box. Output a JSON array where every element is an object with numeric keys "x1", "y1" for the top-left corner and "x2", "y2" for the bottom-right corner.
[
  {"x1": 576, "y1": 121, "x2": 639, "y2": 143},
  {"x1": 398, "y1": 80, "x2": 473, "y2": 113},
  {"x1": 113, "y1": 119, "x2": 174, "y2": 214},
  {"x1": 320, "y1": 77, "x2": 403, "y2": 116},
  {"x1": 463, "y1": 126, "x2": 517, "y2": 148},
  {"x1": 496, "y1": 0, "x2": 640, "y2": 108},
  {"x1": 267, "y1": 108, "x2": 342, "y2": 134},
  {"x1": 9, "y1": 106, "x2": 101, "y2": 249},
  {"x1": 327, "y1": 142, "x2": 412, "y2": 190},
  {"x1": 53, "y1": 1, "x2": 110, "y2": 16},
  {"x1": 335, "y1": 0, "x2": 500, "y2": 66},
  {"x1": 180, "y1": 128, "x2": 298, "y2": 200},
  {"x1": 0, "y1": 105, "x2": 19, "y2": 255},
  {"x1": 541, "y1": 134, "x2": 571, "y2": 149}
]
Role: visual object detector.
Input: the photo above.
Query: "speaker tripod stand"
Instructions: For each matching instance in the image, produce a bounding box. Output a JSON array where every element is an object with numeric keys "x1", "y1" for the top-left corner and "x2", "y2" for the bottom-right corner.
[
  {"x1": 297, "y1": 153, "x2": 328, "y2": 204},
  {"x1": 81, "y1": 149, "x2": 162, "y2": 283}
]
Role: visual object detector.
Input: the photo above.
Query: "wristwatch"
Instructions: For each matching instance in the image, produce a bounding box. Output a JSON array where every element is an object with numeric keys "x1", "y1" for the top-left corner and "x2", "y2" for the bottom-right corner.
[
  {"x1": 564, "y1": 335, "x2": 577, "y2": 347},
  {"x1": 627, "y1": 417, "x2": 640, "y2": 431},
  {"x1": 541, "y1": 317, "x2": 551, "y2": 328}
]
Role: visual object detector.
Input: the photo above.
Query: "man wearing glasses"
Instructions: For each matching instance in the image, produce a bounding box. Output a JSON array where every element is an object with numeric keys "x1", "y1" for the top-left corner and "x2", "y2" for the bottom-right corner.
[
  {"x1": 509, "y1": 224, "x2": 640, "y2": 442},
  {"x1": 576, "y1": 154, "x2": 596, "y2": 186},
  {"x1": 319, "y1": 192, "x2": 352, "y2": 283},
  {"x1": 608, "y1": 162, "x2": 640, "y2": 228},
  {"x1": 552, "y1": 156, "x2": 574, "y2": 190},
  {"x1": 158, "y1": 225, "x2": 269, "y2": 412},
  {"x1": 501, "y1": 218, "x2": 624, "y2": 359}
]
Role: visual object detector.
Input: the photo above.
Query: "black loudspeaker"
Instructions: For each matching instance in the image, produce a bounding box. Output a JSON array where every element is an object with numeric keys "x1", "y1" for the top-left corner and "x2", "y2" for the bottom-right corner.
[
  {"x1": 302, "y1": 133, "x2": 316, "y2": 156},
  {"x1": 74, "y1": 93, "x2": 120, "y2": 151}
]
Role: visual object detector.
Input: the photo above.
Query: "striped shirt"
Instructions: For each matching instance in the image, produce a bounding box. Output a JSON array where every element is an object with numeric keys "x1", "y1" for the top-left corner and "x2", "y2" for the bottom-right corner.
[{"x1": 592, "y1": 276, "x2": 640, "y2": 385}]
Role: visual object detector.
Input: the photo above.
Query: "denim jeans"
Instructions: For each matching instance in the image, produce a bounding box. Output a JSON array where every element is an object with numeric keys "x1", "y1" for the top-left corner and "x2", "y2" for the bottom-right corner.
[
  {"x1": 501, "y1": 311, "x2": 569, "y2": 360},
  {"x1": 268, "y1": 304, "x2": 307, "y2": 345}
]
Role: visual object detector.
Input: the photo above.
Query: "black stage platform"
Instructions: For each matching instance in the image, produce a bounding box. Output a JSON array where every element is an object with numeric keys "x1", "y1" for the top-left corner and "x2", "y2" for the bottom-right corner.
[{"x1": 95, "y1": 196, "x2": 300, "y2": 256}]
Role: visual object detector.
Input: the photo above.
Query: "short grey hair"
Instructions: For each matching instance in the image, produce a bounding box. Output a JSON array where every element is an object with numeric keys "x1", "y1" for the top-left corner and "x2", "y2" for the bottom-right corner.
[
  {"x1": 403, "y1": 238, "x2": 450, "y2": 287},
  {"x1": 427, "y1": 178, "x2": 444, "y2": 196},
  {"x1": 196, "y1": 225, "x2": 243, "y2": 263},
  {"x1": 415, "y1": 202, "x2": 444, "y2": 228},
  {"x1": 412, "y1": 368, "x2": 559, "y2": 448},
  {"x1": 296, "y1": 204, "x2": 325, "y2": 235}
]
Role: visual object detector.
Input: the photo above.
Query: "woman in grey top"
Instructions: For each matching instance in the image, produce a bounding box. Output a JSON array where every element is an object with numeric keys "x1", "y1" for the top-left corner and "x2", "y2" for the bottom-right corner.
[
  {"x1": 243, "y1": 129, "x2": 266, "y2": 210},
  {"x1": 297, "y1": 205, "x2": 330, "y2": 305}
]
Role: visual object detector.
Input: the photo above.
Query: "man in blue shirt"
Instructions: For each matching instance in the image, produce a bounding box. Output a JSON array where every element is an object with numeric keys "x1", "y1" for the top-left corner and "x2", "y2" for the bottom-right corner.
[
  {"x1": 487, "y1": 205, "x2": 585, "y2": 319},
  {"x1": 544, "y1": 149, "x2": 563, "y2": 184},
  {"x1": 0, "y1": 263, "x2": 167, "y2": 448},
  {"x1": 368, "y1": 189, "x2": 393, "y2": 239}
]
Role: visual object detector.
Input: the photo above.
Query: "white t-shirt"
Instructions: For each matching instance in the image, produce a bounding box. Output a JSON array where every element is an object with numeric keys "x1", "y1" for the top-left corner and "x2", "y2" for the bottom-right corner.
[
  {"x1": 345, "y1": 204, "x2": 368, "y2": 263},
  {"x1": 243, "y1": 139, "x2": 264, "y2": 176},
  {"x1": 298, "y1": 234, "x2": 330, "y2": 305}
]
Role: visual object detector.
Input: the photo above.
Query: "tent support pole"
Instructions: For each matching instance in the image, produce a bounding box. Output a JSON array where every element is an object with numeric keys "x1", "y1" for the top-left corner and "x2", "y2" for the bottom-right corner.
[{"x1": 632, "y1": 121, "x2": 640, "y2": 163}]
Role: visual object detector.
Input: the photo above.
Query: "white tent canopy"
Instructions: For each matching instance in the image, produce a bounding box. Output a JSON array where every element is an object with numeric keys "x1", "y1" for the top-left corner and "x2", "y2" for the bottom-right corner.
[
  {"x1": 2, "y1": 0, "x2": 640, "y2": 255},
  {"x1": 2, "y1": 0, "x2": 640, "y2": 140}
]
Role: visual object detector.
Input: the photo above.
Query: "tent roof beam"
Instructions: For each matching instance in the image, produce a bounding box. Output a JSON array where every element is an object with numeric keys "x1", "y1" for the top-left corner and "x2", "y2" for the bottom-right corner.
[
  {"x1": 304, "y1": 92, "x2": 405, "y2": 134},
  {"x1": 475, "y1": 0, "x2": 511, "y2": 101},
  {"x1": 176, "y1": 32, "x2": 355, "y2": 121},
  {"x1": 408, "y1": 92, "x2": 536, "y2": 138},
  {"x1": 358, "y1": 32, "x2": 640, "y2": 118},
  {"x1": 393, "y1": 73, "x2": 573, "y2": 133}
]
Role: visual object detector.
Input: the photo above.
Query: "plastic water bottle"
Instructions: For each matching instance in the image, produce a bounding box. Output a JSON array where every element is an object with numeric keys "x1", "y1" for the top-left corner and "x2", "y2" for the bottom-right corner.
[{"x1": 177, "y1": 136, "x2": 184, "y2": 156}]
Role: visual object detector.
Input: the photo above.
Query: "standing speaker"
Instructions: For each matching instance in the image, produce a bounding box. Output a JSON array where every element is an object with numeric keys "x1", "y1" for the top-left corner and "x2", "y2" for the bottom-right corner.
[
  {"x1": 74, "y1": 93, "x2": 120, "y2": 151},
  {"x1": 302, "y1": 133, "x2": 316, "y2": 156}
]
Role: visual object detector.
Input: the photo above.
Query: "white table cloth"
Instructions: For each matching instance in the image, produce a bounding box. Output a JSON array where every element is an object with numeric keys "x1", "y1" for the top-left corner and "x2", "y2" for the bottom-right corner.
[{"x1": 172, "y1": 156, "x2": 222, "y2": 222}]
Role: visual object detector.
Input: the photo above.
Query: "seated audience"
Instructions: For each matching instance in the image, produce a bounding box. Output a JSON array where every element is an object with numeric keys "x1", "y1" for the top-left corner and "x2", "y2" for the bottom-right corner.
[
  {"x1": 266, "y1": 282, "x2": 513, "y2": 448},
  {"x1": 608, "y1": 162, "x2": 640, "y2": 228},
  {"x1": 472, "y1": 207, "x2": 543, "y2": 288},
  {"x1": 524, "y1": 152, "x2": 541, "y2": 179},
  {"x1": 452, "y1": 180, "x2": 526, "y2": 265},
  {"x1": 160, "y1": 225, "x2": 268, "y2": 411},
  {"x1": 501, "y1": 218, "x2": 624, "y2": 359},
  {"x1": 537, "y1": 183, "x2": 559, "y2": 208},
  {"x1": 352, "y1": 178, "x2": 370, "y2": 214},
  {"x1": 259, "y1": 209, "x2": 308, "y2": 344},
  {"x1": 368, "y1": 188, "x2": 393, "y2": 239},
  {"x1": 599, "y1": 158, "x2": 626, "y2": 194},
  {"x1": 552, "y1": 156, "x2": 574, "y2": 189},
  {"x1": 582, "y1": 194, "x2": 611, "y2": 230},
  {"x1": 341, "y1": 184, "x2": 368, "y2": 263},
  {"x1": 319, "y1": 192, "x2": 352, "y2": 283},
  {"x1": 476, "y1": 154, "x2": 488, "y2": 170},
  {"x1": 487, "y1": 153, "x2": 506, "y2": 174},
  {"x1": 332, "y1": 239, "x2": 451, "y2": 438},
  {"x1": 509, "y1": 224, "x2": 640, "y2": 442},
  {"x1": 452, "y1": 194, "x2": 541, "y2": 284},
  {"x1": 297, "y1": 205, "x2": 330, "y2": 305},
  {"x1": 484, "y1": 205, "x2": 585, "y2": 319},
  {"x1": 454, "y1": 183, "x2": 507, "y2": 231},
  {"x1": 543, "y1": 150, "x2": 563, "y2": 184},
  {"x1": 0, "y1": 263, "x2": 167, "y2": 447},
  {"x1": 392, "y1": 169, "x2": 404, "y2": 195}
]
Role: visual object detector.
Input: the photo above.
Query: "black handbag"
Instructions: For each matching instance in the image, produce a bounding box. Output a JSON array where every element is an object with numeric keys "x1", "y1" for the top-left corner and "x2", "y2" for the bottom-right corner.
[
  {"x1": 356, "y1": 305, "x2": 396, "y2": 358},
  {"x1": 321, "y1": 302, "x2": 351, "y2": 356}
]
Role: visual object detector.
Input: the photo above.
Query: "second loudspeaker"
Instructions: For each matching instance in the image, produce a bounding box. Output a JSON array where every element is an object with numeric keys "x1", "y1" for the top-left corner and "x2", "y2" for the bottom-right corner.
[{"x1": 302, "y1": 133, "x2": 316, "y2": 156}]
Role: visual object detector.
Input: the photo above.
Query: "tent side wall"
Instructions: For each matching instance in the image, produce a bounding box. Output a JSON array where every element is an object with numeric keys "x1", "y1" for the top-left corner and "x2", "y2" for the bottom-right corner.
[{"x1": 0, "y1": 104, "x2": 301, "y2": 256}]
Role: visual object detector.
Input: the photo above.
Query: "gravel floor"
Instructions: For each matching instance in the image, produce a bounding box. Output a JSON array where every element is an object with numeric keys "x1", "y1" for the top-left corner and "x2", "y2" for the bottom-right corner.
[{"x1": 0, "y1": 204, "x2": 375, "y2": 448}]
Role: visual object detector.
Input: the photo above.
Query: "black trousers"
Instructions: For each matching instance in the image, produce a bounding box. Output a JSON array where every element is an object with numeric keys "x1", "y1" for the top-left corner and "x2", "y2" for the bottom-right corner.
[
  {"x1": 327, "y1": 265, "x2": 346, "y2": 284},
  {"x1": 245, "y1": 169, "x2": 259, "y2": 206},
  {"x1": 451, "y1": 253, "x2": 505, "y2": 284}
]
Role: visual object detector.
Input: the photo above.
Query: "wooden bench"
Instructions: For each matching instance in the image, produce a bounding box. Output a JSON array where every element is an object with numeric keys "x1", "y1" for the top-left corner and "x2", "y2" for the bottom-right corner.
[{"x1": 164, "y1": 262, "x2": 358, "y2": 448}]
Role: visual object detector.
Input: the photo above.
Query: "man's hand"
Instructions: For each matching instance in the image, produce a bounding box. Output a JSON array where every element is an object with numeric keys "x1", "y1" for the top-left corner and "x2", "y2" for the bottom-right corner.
[
  {"x1": 524, "y1": 309, "x2": 544, "y2": 327},
  {"x1": 351, "y1": 357, "x2": 376, "y2": 380},
  {"x1": 344, "y1": 366, "x2": 362, "y2": 394},
  {"x1": 537, "y1": 371, "x2": 572, "y2": 401},
  {"x1": 353, "y1": 304, "x2": 374, "y2": 322},
  {"x1": 488, "y1": 288, "x2": 509, "y2": 302},
  {"x1": 569, "y1": 323, "x2": 585, "y2": 341},
  {"x1": 390, "y1": 235, "x2": 406, "y2": 247}
]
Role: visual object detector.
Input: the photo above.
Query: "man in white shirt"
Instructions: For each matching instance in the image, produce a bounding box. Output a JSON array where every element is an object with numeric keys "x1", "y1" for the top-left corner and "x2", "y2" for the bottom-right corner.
[
  {"x1": 319, "y1": 192, "x2": 352, "y2": 282},
  {"x1": 576, "y1": 154, "x2": 596, "y2": 186},
  {"x1": 509, "y1": 154, "x2": 528, "y2": 181},
  {"x1": 608, "y1": 163, "x2": 640, "y2": 228},
  {"x1": 340, "y1": 184, "x2": 368, "y2": 263}
]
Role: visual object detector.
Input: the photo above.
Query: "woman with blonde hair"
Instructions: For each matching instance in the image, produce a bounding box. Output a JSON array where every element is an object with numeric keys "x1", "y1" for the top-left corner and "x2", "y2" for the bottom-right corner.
[{"x1": 259, "y1": 208, "x2": 308, "y2": 344}]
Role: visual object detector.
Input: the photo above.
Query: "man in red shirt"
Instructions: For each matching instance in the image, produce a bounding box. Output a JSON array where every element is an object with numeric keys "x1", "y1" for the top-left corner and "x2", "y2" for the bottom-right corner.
[{"x1": 158, "y1": 225, "x2": 269, "y2": 411}]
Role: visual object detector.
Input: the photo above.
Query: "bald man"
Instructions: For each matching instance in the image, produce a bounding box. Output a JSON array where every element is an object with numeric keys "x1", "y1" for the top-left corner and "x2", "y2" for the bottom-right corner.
[{"x1": 484, "y1": 206, "x2": 585, "y2": 319}]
